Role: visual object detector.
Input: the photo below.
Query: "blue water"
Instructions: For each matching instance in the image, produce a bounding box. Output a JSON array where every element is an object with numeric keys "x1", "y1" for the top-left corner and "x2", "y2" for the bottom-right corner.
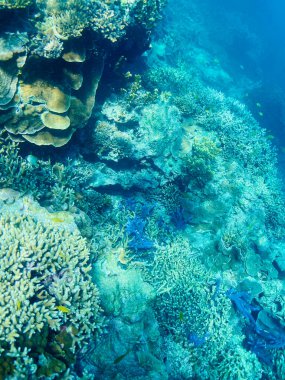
[{"x1": 166, "y1": 0, "x2": 285, "y2": 176}]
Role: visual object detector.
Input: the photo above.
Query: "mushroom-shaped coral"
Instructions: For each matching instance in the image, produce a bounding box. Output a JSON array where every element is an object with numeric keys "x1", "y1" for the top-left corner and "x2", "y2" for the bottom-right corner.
[
  {"x1": 20, "y1": 80, "x2": 71, "y2": 113},
  {"x1": 0, "y1": 33, "x2": 28, "y2": 108},
  {"x1": 0, "y1": 0, "x2": 165, "y2": 147},
  {"x1": 40, "y1": 111, "x2": 71, "y2": 130},
  {"x1": 2, "y1": 54, "x2": 104, "y2": 146}
]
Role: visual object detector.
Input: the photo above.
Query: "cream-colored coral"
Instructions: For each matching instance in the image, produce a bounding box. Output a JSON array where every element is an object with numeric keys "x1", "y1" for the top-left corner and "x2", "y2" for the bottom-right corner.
[
  {"x1": 0, "y1": 199, "x2": 102, "y2": 377},
  {"x1": 35, "y1": 0, "x2": 165, "y2": 42}
]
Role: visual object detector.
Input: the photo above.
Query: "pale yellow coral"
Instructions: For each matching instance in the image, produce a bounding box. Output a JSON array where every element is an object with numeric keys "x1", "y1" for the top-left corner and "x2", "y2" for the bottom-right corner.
[{"x1": 0, "y1": 197, "x2": 102, "y2": 378}]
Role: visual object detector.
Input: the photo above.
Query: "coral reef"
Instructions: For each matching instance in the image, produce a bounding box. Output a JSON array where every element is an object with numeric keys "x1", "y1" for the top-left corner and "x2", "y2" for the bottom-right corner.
[
  {"x1": 1, "y1": 0, "x2": 285, "y2": 379},
  {"x1": 0, "y1": 196, "x2": 102, "y2": 378},
  {"x1": 0, "y1": 0, "x2": 165, "y2": 146},
  {"x1": 215, "y1": 346, "x2": 262, "y2": 380},
  {"x1": 0, "y1": 132, "x2": 78, "y2": 211},
  {"x1": 79, "y1": 252, "x2": 166, "y2": 379},
  {"x1": 72, "y1": 1, "x2": 285, "y2": 376},
  {"x1": 142, "y1": 235, "x2": 242, "y2": 379},
  {"x1": 35, "y1": 0, "x2": 165, "y2": 43},
  {"x1": 0, "y1": 0, "x2": 32, "y2": 9}
]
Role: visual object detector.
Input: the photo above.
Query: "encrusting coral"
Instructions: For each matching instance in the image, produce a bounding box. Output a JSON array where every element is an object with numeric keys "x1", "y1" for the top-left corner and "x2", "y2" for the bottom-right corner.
[{"x1": 0, "y1": 197, "x2": 102, "y2": 379}]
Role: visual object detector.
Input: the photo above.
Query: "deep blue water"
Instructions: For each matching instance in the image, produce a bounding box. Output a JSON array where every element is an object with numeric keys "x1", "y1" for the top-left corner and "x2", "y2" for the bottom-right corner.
[{"x1": 167, "y1": 0, "x2": 285, "y2": 174}]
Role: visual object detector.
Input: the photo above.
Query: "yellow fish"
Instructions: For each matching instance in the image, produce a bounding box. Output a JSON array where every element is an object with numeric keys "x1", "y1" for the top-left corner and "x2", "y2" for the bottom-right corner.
[
  {"x1": 179, "y1": 311, "x2": 184, "y2": 322},
  {"x1": 51, "y1": 217, "x2": 64, "y2": 223},
  {"x1": 16, "y1": 300, "x2": 21, "y2": 310},
  {"x1": 56, "y1": 305, "x2": 70, "y2": 313}
]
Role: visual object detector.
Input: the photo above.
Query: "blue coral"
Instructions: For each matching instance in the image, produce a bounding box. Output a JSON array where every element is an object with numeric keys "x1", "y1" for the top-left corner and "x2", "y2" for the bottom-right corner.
[
  {"x1": 227, "y1": 288, "x2": 285, "y2": 364},
  {"x1": 126, "y1": 215, "x2": 154, "y2": 251}
]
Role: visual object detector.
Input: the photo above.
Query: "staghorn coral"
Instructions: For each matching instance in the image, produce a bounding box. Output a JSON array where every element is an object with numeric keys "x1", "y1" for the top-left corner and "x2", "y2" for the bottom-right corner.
[
  {"x1": 163, "y1": 337, "x2": 193, "y2": 379},
  {"x1": 0, "y1": 197, "x2": 102, "y2": 378}
]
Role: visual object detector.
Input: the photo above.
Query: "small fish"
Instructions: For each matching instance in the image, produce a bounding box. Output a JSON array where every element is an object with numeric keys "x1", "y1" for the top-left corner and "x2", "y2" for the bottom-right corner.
[
  {"x1": 75, "y1": 192, "x2": 84, "y2": 200},
  {"x1": 258, "y1": 111, "x2": 264, "y2": 117},
  {"x1": 124, "y1": 71, "x2": 132, "y2": 79},
  {"x1": 51, "y1": 217, "x2": 64, "y2": 223},
  {"x1": 266, "y1": 134, "x2": 274, "y2": 140},
  {"x1": 56, "y1": 305, "x2": 70, "y2": 313},
  {"x1": 114, "y1": 350, "x2": 131, "y2": 364},
  {"x1": 26, "y1": 154, "x2": 38, "y2": 166},
  {"x1": 256, "y1": 102, "x2": 262, "y2": 108},
  {"x1": 179, "y1": 311, "x2": 184, "y2": 322},
  {"x1": 16, "y1": 300, "x2": 21, "y2": 310},
  {"x1": 188, "y1": 332, "x2": 210, "y2": 347},
  {"x1": 240, "y1": 64, "x2": 244, "y2": 70},
  {"x1": 118, "y1": 248, "x2": 130, "y2": 265}
]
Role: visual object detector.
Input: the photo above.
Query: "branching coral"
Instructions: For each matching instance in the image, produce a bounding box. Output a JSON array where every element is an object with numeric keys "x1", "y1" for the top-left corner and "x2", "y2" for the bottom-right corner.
[
  {"x1": 0, "y1": 200, "x2": 102, "y2": 378},
  {"x1": 0, "y1": 133, "x2": 78, "y2": 211},
  {"x1": 215, "y1": 346, "x2": 262, "y2": 380},
  {"x1": 182, "y1": 135, "x2": 221, "y2": 187},
  {"x1": 93, "y1": 121, "x2": 134, "y2": 162},
  {"x1": 0, "y1": 0, "x2": 33, "y2": 9},
  {"x1": 35, "y1": 0, "x2": 165, "y2": 43},
  {"x1": 142, "y1": 234, "x2": 249, "y2": 379}
]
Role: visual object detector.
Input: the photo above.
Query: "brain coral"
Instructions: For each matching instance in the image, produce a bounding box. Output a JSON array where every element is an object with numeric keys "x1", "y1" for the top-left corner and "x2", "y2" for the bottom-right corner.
[{"x1": 0, "y1": 197, "x2": 102, "y2": 379}]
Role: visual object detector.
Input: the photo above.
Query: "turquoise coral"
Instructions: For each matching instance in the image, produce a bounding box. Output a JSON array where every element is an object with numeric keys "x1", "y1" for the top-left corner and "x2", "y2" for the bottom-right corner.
[{"x1": 215, "y1": 346, "x2": 262, "y2": 380}]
